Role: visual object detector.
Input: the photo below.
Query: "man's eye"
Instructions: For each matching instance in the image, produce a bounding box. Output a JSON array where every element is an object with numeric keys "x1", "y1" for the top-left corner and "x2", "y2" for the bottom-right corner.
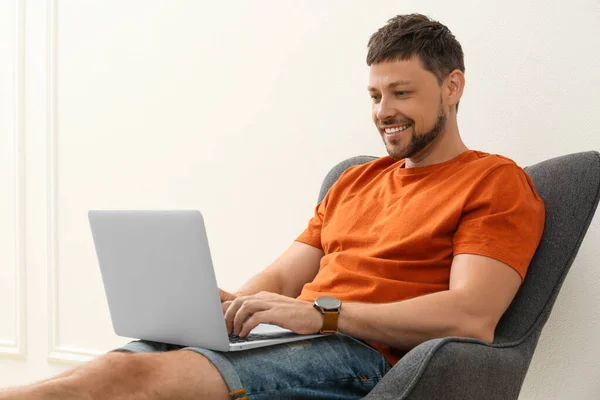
[
  {"x1": 394, "y1": 91, "x2": 410, "y2": 97},
  {"x1": 370, "y1": 96, "x2": 381, "y2": 103}
]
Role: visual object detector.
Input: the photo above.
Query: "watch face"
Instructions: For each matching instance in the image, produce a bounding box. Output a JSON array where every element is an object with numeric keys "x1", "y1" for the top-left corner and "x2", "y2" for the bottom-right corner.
[{"x1": 316, "y1": 296, "x2": 341, "y2": 310}]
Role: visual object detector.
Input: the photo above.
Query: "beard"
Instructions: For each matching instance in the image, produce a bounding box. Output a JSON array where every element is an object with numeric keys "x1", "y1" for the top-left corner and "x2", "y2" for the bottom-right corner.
[{"x1": 383, "y1": 101, "x2": 447, "y2": 161}]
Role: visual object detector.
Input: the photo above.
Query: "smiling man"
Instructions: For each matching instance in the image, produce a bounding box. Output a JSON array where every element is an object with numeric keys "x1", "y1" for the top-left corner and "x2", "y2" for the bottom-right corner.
[{"x1": 0, "y1": 13, "x2": 545, "y2": 400}]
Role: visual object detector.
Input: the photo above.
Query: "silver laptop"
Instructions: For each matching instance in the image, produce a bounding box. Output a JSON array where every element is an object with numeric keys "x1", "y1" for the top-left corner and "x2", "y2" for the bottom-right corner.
[{"x1": 88, "y1": 210, "x2": 325, "y2": 351}]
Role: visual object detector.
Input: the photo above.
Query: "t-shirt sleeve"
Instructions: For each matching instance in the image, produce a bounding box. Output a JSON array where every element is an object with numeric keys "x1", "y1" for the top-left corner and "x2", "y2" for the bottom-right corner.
[
  {"x1": 295, "y1": 165, "x2": 356, "y2": 251},
  {"x1": 453, "y1": 164, "x2": 546, "y2": 280},
  {"x1": 295, "y1": 195, "x2": 328, "y2": 250}
]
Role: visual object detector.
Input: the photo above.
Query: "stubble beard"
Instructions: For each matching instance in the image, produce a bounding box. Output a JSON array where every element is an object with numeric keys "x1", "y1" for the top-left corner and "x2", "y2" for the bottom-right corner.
[{"x1": 384, "y1": 102, "x2": 447, "y2": 161}]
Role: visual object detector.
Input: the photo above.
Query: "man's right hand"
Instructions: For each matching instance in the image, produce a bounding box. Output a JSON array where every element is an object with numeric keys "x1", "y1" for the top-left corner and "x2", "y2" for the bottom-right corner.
[{"x1": 219, "y1": 288, "x2": 237, "y2": 314}]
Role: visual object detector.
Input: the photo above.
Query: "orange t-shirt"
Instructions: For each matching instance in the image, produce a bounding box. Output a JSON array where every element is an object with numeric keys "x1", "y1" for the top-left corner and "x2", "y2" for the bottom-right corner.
[{"x1": 295, "y1": 150, "x2": 545, "y2": 366}]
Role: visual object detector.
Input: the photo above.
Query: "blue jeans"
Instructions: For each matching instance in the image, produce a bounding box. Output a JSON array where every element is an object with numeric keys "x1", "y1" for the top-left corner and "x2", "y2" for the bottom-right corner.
[{"x1": 116, "y1": 333, "x2": 391, "y2": 399}]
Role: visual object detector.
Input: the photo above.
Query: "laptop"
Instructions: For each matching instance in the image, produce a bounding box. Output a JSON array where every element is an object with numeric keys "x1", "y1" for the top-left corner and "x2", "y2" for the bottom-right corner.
[{"x1": 88, "y1": 210, "x2": 325, "y2": 351}]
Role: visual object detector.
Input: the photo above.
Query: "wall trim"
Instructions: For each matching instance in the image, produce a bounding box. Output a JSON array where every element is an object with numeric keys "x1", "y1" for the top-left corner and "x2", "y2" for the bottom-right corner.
[
  {"x1": 0, "y1": 0, "x2": 27, "y2": 360},
  {"x1": 45, "y1": 0, "x2": 103, "y2": 365},
  {"x1": 46, "y1": 0, "x2": 59, "y2": 363}
]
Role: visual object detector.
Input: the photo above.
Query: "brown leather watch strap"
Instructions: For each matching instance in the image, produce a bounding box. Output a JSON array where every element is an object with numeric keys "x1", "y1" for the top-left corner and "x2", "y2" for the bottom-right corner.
[{"x1": 320, "y1": 310, "x2": 339, "y2": 334}]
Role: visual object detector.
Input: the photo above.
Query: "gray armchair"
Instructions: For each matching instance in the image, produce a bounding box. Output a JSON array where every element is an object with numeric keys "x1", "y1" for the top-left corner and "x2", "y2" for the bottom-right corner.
[{"x1": 314, "y1": 151, "x2": 600, "y2": 400}]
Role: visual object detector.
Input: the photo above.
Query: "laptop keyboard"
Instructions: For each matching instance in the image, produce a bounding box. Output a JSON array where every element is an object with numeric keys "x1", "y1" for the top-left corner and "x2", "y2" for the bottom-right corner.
[{"x1": 228, "y1": 332, "x2": 295, "y2": 343}]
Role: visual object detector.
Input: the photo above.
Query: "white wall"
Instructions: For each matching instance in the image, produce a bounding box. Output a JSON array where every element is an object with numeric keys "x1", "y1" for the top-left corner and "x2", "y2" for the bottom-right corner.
[{"x1": 0, "y1": 0, "x2": 598, "y2": 398}]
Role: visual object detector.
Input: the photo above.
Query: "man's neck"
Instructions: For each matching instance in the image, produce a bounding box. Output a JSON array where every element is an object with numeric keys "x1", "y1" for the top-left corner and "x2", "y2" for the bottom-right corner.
[{"x1": 405, "y1": 122, "x2": 468, "y2": 168}]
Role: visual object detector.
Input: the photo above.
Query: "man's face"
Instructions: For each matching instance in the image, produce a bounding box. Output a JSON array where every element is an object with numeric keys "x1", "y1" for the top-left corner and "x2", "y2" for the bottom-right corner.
[{"x1": 368, "y1": 57, "x2": 447, "y2": 160}]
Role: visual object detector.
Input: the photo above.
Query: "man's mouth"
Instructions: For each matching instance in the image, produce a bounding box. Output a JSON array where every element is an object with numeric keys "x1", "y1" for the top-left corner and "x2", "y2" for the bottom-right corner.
[{"x1": 383, "y1": 123, "x2": 412, "y2": 134}]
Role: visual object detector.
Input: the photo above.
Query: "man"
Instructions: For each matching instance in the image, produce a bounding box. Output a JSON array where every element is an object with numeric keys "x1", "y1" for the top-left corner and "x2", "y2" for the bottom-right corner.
[{"x1": 1, "y1": 13, "x2": 545, "y2": 400}]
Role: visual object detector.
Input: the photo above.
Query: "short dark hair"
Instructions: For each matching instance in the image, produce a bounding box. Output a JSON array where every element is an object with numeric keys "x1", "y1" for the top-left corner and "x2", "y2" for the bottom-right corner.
[{"x1": 367, "y1": 14, "x2": 465, "y2": 85}]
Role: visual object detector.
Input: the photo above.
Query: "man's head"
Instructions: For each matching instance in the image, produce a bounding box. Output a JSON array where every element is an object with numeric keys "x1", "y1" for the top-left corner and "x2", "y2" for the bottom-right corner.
[{"x1": 367, "y1": 14, "x2": 465, "y2": 160}]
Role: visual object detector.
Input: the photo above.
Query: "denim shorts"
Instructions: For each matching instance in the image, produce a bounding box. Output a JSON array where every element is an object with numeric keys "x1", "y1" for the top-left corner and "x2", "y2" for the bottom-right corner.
[{"x1": 115, "y1": 333, "x2": 392, "y2": 399}]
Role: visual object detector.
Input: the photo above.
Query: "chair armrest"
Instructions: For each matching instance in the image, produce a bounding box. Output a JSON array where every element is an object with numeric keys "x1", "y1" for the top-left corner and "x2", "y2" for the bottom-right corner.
[{"x1": 363, "y1": 337, "x2": 529, "y2": 400}]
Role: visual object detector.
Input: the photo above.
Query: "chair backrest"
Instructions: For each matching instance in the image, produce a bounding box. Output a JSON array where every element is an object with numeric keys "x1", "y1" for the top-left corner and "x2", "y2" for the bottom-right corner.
[
  {"x1": 495, "y1": 151, "x2": 600, "y2": 342},
  {"x1": 317, "y1": 151, "x2": 600, "y2": 343}
]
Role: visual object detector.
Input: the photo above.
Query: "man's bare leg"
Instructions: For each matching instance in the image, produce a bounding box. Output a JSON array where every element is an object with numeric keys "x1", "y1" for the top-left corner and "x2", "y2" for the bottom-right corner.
[
  {"x1": 0, "y1": 366, "x2": 79, "y2": 398},
  {"x1": 0, "y1": 350, "x2": 230, "y2": 400},
  {"x1": 23, "y1": 349, "x2": 140, "y2": 388}
]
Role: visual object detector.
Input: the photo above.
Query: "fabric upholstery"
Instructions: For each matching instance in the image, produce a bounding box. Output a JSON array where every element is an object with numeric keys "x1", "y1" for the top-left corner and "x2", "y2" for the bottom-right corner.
[{"x1": 313, "y1": 151, "x2": 600, "y2": 400}]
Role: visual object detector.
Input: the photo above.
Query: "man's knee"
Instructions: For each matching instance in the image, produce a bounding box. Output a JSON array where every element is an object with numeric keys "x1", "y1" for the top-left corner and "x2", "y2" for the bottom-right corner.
[
  {"x1": 76, "y1": 351, "x2": 156, "y2": 394},
  {"x1": 99, "y1": 351, "x2": 155, "y2": 380},
  {"x1": 88, "y1": 350, "x2": 229, "y2": 400}
]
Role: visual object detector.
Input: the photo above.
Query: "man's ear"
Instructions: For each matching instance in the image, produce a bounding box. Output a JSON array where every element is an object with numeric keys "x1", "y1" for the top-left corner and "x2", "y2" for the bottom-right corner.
[{"x1": 444, "y1": 69, "x2": 465, "y2": 111}]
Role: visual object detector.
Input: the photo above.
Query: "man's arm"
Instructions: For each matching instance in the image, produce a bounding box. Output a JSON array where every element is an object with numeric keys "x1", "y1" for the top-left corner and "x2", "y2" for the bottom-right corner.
[
  {"x1": 337, "y1": 253, "x2": 521, "y2": 348},
  {"x1": 226, "y1": 253, "x2": 522, "y2": 344},
  {"x1": 233, "y1": 241, "x2": 324, "y2": 298}
]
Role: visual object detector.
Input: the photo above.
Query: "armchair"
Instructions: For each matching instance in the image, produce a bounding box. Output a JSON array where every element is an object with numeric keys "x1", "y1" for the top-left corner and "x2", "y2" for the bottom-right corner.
[{"x1": 313, "y1": 151, "x2": 600, "y2": 400}]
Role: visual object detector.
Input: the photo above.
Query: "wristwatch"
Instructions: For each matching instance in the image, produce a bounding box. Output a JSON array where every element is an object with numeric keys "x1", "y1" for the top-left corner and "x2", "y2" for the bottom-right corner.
[{"x1": 313, "y1": 296, "x2": 342, "y2": 334}]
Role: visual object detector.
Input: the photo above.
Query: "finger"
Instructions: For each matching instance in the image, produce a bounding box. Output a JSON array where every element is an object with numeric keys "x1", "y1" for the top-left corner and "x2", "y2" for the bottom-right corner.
[
  {"x1": 239, "y1": 311, "x2": 270, "y2": 337},
  {"x1": 233, "y1": 300, "x2": 269, "y2": 336},
  {"x1": 221, "y1": 301, "x2": 232, "y2": 315},
  {"x1": 219, "y1": 288, "x2": 236, "y2": 302},
  {"x1": 224, "y1": 296, "x2": 249, "y2": 334}
]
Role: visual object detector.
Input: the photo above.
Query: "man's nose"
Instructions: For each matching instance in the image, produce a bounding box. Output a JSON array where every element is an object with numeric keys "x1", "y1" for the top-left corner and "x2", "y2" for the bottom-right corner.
[{"x1": 376, "y1": 98, "x2": 397, "y2": 122}]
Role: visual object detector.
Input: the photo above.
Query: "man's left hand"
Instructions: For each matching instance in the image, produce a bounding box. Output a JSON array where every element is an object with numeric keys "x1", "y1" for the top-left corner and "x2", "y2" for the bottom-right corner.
[{"x1": 223, "y1": 291, "x2": 322, "y2": 337}]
